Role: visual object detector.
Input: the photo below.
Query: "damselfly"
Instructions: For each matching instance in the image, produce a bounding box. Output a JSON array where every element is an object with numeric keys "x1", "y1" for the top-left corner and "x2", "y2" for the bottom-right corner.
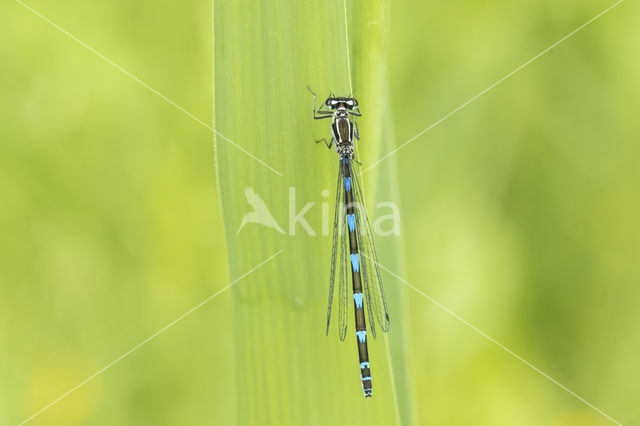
[{"x1": 308, "y1": 87, "x2": 390, "y2": 397}]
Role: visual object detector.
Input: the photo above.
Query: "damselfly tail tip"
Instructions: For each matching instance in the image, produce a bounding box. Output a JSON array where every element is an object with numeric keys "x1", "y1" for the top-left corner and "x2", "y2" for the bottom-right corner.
[{"x1": 362, "y1": 378, "x2": 372, "y2": 397}]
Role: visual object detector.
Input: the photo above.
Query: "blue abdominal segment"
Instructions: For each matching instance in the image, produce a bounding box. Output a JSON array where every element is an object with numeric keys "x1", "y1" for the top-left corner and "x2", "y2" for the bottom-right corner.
[
  {"x1": 347, "y1": 214, "x2": 356, "y2": 232},
  {"x1": 353, "y1": 292, "x2": 364, "y2": 308},
  {"x1": 350, "y1": 253, "x2": 360, "y2": 272}
]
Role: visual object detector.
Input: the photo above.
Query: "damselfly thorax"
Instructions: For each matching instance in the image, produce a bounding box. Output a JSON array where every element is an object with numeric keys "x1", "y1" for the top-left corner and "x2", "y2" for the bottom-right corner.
[
  {"x1": 332, "y1": 112, "x2": 355, "y2": 159},
  {"x1": 308, "y1": 88, "x2": 361, "y2": 159}
]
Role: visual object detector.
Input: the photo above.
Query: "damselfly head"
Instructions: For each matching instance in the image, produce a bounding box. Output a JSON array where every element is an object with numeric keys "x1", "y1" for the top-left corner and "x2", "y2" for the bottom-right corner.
[{"x1": 325, "y1": 97, "x2": 358, "y2": 111}]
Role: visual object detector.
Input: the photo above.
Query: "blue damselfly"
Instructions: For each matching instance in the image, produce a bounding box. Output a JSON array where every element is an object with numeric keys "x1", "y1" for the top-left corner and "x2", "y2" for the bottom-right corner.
[{"x1": 308, "y1": 87, "x2": 390, "y2": 397}]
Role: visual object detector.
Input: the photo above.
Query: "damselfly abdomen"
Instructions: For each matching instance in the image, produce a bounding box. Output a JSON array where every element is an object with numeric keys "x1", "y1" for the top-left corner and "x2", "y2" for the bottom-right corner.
[{"x1": 308, "y1": 87, "x2": 390, "y2": 397}]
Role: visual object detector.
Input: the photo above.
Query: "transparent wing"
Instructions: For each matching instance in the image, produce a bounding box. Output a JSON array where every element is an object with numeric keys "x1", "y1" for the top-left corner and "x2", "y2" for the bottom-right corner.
[
  {"x1": 327, "y1": 164, "x2": 349, "y2": 341},
  {"x1": 351, "y1": 167, "x2": 390, "y2": 337},
  {"x1": 337, "y1": 206, "x2": 349, "y2": 342}
]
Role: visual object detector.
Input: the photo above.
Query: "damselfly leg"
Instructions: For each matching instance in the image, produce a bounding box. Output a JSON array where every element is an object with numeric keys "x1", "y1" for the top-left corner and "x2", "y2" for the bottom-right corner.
[{"x1": 316, "y1": 137, "x2": 335, "y2": 149}]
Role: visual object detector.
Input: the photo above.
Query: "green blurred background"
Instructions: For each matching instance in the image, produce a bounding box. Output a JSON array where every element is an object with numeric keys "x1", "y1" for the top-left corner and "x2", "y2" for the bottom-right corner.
[{"x1": 1, "y1": 0, "x2": 639, "y2": 425}]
